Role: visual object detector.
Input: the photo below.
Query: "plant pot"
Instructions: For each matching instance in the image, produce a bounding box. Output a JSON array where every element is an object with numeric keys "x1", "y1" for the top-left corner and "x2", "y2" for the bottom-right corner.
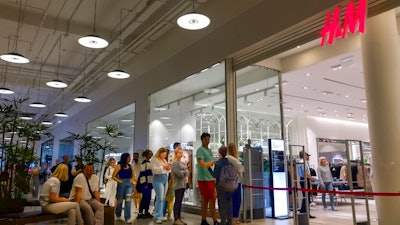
[{"x1": 0, "y1": 199, "x2": 27, "y2": 215}]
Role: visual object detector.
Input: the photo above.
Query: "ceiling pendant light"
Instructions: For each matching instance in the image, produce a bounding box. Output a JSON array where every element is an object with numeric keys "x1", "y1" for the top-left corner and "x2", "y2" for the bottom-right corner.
[
  {"x1": 41, "y1": 120, "x2": 53, "y2": 125},
  {"x1": 75, "y1": 53, "x2": 92, "y2": 103},
  {"x1": 78, "y1": 0, "x2": 108, "y2": 49},
  {"x1": 1, "y1": 1, "x2": 29, "y2": 64},
  {"x1": 107, "y1": 12, "x2": 130, "y2": 79},
  {"x1": 30, "y1": 60, "x2": 46, "y2": 108},
  {"x1": 0, "y1": 63, "x2": 14, "y2": 94},
  {"x1": 54, "y1": 89, "x2": 68, "y2": 117},
  {"x1": 47, "y1": 36, "x2": 68, "y2": 88},
  {"x1": 177, "y1": 0, "x2": 210, "y2": 30}
]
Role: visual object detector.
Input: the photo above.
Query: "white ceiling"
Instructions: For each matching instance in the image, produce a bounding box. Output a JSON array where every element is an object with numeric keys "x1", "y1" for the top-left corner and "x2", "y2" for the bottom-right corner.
[{"x1": 0, "y1": 0, "x2": 399, "y2": 129}]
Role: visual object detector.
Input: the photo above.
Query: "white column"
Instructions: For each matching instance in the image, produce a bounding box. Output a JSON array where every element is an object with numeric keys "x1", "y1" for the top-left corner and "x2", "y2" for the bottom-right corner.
[{"x1": 361, "y1": 10, "x2": 400, "y2": 225}]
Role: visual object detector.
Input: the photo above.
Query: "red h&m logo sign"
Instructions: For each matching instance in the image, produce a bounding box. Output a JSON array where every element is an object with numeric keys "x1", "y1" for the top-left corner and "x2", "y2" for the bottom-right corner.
[{"x1": 319, "y1": 0, "x2": 367, "y2": 46}]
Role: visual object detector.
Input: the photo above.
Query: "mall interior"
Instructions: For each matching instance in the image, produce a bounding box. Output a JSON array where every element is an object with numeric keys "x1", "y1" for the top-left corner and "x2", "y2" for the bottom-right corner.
[{"x1": 0, "y1": 0, "x2": 400, "y2": 224}]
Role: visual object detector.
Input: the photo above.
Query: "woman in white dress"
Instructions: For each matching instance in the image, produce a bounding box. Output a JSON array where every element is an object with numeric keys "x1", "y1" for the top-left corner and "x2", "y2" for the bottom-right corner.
[
  {"x1": 39, "y1": 164, "x2": 84, "y2": 225},
  {"x1": 104, "y1": 157, "x2": 117, "y2": 206}
]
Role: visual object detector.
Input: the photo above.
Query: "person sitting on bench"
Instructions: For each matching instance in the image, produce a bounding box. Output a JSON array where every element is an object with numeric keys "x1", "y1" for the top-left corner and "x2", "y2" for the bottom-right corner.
[
  {"x1": 39, "y1": 163, "x2": 84, "y2": 225},
  {"x1": 70, "y1": 163, "x2": 104, "y2": 225}
]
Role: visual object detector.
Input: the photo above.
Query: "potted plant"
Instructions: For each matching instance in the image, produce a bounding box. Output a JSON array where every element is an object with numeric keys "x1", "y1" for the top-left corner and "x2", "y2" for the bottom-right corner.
[
  {"x1": 0, "y1": 98, "x2": 51, "y2": 214},
  {"x1": 69, "y1": 124, "x2": 122, "y2": 183}
]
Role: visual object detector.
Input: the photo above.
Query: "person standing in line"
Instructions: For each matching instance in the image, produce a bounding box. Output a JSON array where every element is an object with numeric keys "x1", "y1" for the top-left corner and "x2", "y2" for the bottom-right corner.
[
  {"x1": 151, "y1": 147, "x2": 171, "y2": 224},
  {"x1": 296, "y1": 151, "x2": 315, "y2": 218},
  {"x1": 104, "y1": 157, "x2": 117, "y2": 206},
  {"x1": 317, "y1": 157, "x2": 337, "y2": 211},
  {"x1": 69, "y1": 164, "x2": 104, "y2": 225},
  {"x1": 227, "y1": 143, "x2": 244, "y2": 225},
  {"x1": 136, "y1": 149, "x2": 154, "y2": 219},
  {"x1": 171, "y1": 143, "x2": 189, "y2": 225},
  {"x1": 30, "y1": 161, "x2": 41, "y2": 198},
  {"x1": 196, "y1": 132, "x2": 219, "y2": 225},
  {"x1": 59, "y1": 155, "x2": 73, "y2": 198},
  {"x1": 132, "y1": 152, "x2": 142, "y2": 212},
  {"x1": 40, "y1": 164, "x2": 84, "y2": 225},
  {"x1": 112, "y1": 153, "x2": 136, "y2": 223}
]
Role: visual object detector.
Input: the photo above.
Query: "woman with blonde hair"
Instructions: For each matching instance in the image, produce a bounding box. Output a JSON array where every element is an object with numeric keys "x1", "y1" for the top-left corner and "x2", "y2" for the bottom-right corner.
[
  {"x1": 151, "y1": 147, "x2": 171, "y2": 224},
  {"x1": 227, "y1": 143, "x2": 244, "y2": 224},
  {"x1": 317, "y1": 156, "x2": 337, "y2": 211},
  {"x1": 39, "y1": 164, "x2": 84, "y2": 225}
]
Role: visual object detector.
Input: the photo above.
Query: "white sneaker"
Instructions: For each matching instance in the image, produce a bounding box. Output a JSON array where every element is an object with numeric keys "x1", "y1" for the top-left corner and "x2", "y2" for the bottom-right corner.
[
  {"x1": 125, "y1": 219, "x2": 133, "y2": 223},
  {"x1": 156, "y1": 220, "x2": 163, "y2": 224},
  {"x1": 134, "y1": 208, "x2": 139, "y2": 213},
  {"x1": 116, "y1": 216, "x2": 124, "y2": 221}
]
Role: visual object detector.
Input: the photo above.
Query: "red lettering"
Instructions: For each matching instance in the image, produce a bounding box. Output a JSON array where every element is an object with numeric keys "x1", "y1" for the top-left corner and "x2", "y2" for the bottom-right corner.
[
  {"x1": 319, "y1": 0, "x2": 367, "y2": 47},
  {"x1": 342, "y1": 0, "x2": 366, "y2": 38}
]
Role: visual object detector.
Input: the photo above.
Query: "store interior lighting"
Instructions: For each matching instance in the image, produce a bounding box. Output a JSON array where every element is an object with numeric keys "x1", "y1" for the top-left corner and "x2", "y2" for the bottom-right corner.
[
  {"x1": 78, "y1": 0, "x2": 108, "y2": 49},
  {"x1": 177, "y1": 0, "x2": 210, "y2": 30}
]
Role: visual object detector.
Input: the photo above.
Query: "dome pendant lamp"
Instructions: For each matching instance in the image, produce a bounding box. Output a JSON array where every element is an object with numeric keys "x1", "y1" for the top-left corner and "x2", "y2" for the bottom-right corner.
[
  {"x1": 0, "y1": 63, "x2": 14, "y2": 94},
  {"x1": 74, "y1": 53, "x2": 92, "y2": 103},
  {"x1": 54, "y1": 89, "x2": 68, "y2": 118},
  {"x1": 78, "y1": 0, "x2": 108, "y2": 49},
  {"x1": 30, "y1": 60, "x2": 46, "y2": 108},
  {"x1": 47, "y1": 36, "x2": 68, "y2": 88},
  {"x1": 177, "y1": 0, "x2": 210, "y2": 30},
  {"x1": 107, "y1": 12, "x2": 130, "y2": 79},
  {"x1": 1, "y1": 0, "x2": 29, "y2": 64}
]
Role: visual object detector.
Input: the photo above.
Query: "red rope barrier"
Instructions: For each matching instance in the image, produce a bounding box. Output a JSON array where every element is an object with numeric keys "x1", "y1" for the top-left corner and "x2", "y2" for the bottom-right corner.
[{"x1": 243, "y1": 185, "x2": 400, "y2": 197}]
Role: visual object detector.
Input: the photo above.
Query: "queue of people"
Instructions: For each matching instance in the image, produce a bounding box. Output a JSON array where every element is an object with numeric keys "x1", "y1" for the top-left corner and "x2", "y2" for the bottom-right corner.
[{"x1": 38, "y1": 132, "x2": 244, "y2": 225}]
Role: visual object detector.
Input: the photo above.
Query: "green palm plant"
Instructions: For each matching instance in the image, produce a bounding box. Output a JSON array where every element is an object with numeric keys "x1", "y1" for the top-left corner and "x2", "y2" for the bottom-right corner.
[{"x1": 0, "y1": 98, "x2": 51, "y2": 202}]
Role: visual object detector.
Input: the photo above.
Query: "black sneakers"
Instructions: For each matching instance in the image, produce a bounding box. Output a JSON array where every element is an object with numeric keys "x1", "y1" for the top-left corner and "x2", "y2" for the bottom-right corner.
[
  {"x1": 201, "y1": 220, "x2": 210, "y2": 225},
  {"x1": 136, "y1": 214, "x2": 145, "y2": 219},
  {"x1": 145, "y1": 213, "x2": 154, "y2": 219}
]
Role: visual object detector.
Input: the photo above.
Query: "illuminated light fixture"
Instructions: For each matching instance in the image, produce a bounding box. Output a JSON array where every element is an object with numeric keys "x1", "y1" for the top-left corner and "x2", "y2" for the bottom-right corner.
[
  {"x1": 177, "y1": 0, "x2": 210, "y2": 30},
  {"x1": 0, "y1": 87, "x2": 14, "y2": 94},
  {"x1": 78, "y1": 0, "x2": 108, "y2": 48},
  {"x1": 75, "y1": 53, "x2": 91, "y2": 102},
  {"x1": 160, "y1": 116, "x2": 170, "y2": 120},
  {"x1": 361, "y1": 99, "x2": 367, "y2": 103},
  {"x1": 96, "y1": 126, "x2": 106, "y2": 129},
  {"x1": 47, "y1": 36, "x2": 68, "y2": 88},
  {"x1": 203, "y1": 88, "x2": 219, "y2": 95},
  {"x1": 108, "y1": 12, "x2": 130, "y2": 79},
  {"x1": 54, "y1": 112, "x2": 68, "y2": 118},
  {"x1": 74, "y1": 96, "x2": 91, "y2": 103},
  {"x1": 41, "y1": 121, "x2": 53, "y2": 125},
  {"x1": 30, "y1": 60, "x2": 46, "y2": 108},
  {"x1": 1, "y1": 1, "x2": 29, "y2": 64},
  {"x1": 29, "y1": 102, "x2": 46, "y2": 108},
  {"x1": 0, "y1": 62, "x2": 14, "y2": 94},
  {"x1": 121, "y1": 119, "x2": 132, "y2": 122},
  {"x1": 1, "y1": 53, "x2": 29, "y2": 64},
  {"x1": 54, "y1": 89, "x2": 68, "y2": 117},
  {"x1": 107, "y1": 69, "x2": 130, "y2": 79},
  {"x1": 305, "y1": 73, "x2": 311, "y2": 76},
  {"x1": 19, "y1": 116, "x2": 33, "y2": 120},
  {"x1": 154, "y1": 106, "x2": 167, "y2": 111}
]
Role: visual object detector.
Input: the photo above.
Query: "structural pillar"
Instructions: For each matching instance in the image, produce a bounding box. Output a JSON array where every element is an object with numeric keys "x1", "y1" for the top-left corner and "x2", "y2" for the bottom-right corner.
[{"x1": 360, "y1": 10, "x2": 400, "y2": 225}]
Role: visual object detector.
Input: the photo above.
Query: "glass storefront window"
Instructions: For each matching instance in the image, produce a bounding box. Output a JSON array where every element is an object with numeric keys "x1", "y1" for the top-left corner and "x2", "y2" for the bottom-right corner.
[
  {"x1": 149, "y1": 62, "x2": 226, "y2": 206},
  {"x1": 236, "y1": 66, "x2": 282, "y2": 217},
  {"x1": 86, "y1": 103, "x2": 135, "y2": 170}
]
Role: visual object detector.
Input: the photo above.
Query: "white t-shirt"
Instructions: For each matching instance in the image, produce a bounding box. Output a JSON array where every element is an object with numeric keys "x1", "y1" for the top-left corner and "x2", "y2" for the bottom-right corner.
[
  {"x1": 39, "y1": 177, "x2": 60, "y2": 206},
  {"x1": 69, "y1": 173, "x2": 99, "y2": 201}
]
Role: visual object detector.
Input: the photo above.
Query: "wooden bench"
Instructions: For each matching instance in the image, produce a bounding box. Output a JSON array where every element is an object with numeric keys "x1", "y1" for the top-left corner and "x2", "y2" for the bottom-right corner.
[
  {"x1": 0, "y1": 211, "x2": 67, "y2": 225},
  {"x1": 0, "y1": 205, "x2": 114, "y2": 225}
]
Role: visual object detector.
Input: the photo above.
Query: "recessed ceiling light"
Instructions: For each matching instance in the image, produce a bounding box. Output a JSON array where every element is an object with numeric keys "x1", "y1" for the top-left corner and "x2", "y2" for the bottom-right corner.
[
  {"x1": 361, "y1": 99, "x2": 367, "y2": 103},
  {"x1": 305, "y1": 73, "x2": 311, "y2": 76},
  {"x1": 296, "y1": 45, "x2": 301, "y2": 48},
  {"x1": 347, "y1": 113, "x2": 353, "y2": 116},
  {"x1": 300, "y1": 104, "x2": 304, "y2": 107},
  {"x1": 344, "y1": 95, "x2": 350, "y2": 98},
  {"x1": 203, "y1": 88, "x2": 219, "y2": 95},
  {"x1": 121, "y1": 119, "x2": 132, "y2": 122},
  {"x1": 154, "y1": 106, "x2": 167, "y2": 111},
  {"x1": 160, "y1": 116, "x2": 170, "y2": 120},
  {"x1": 303, "y1": 86, "x2": 308, "y2": 90},
  {"x1": 96, "y1": 126, "x2": 106, "y2": 129}
]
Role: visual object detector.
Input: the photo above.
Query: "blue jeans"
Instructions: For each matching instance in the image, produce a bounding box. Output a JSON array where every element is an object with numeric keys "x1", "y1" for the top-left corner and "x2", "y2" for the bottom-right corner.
[
  {"x1": 153, "y1": 174, "x2": 168, "y2": 220},
  {"x1": 232, "y1": 183, "x2": 242, "y2": 218},
  {"x1": 321, "y1": 182, "x2": 335, "y2": 209},
  {"x1": 115, "y1": 179, "x2": 133, "y2": 220}
]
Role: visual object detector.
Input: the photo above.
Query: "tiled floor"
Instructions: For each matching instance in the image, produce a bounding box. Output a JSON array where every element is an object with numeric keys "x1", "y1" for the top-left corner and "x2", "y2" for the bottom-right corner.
[{"x1": 23, "y1": 197, "x2": 377, "y2": 225}]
